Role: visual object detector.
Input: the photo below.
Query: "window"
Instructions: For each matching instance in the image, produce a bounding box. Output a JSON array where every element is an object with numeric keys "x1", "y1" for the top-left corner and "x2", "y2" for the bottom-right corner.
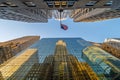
[
  {"x1": 104, "y1": 0, "x2": 113, "y2": 6},
  {"x1": 24, "y1": 2, "x2": 36, "y2": 7},
  {"x1": 0, "y1": 3, "x2": 7, "y2": 7},
  {"x1": 47, "y1": 2, "x2": 53, "y2": 8},
  {"x1": 86, "y1": 1, "x2": 98, "y2": 6},
  {"x1": 68, "y1": 1, "x2": 75, "y2": 7},
  {"x1": 5, "y1": 2, "x2": 17, "y2": 7}
]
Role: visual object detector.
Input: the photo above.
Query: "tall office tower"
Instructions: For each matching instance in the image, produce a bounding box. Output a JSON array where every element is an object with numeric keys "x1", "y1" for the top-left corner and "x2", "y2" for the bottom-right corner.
[
  {"x1": 82, "y1": 46, "x2": 120, "y2": 80},
  {"x1": 101, "y1": 38, "x2": 120, "y2": 59},
  {"x1": 53, "y1": 10, "x2": 70, "y2": 21},
  {"x1": 0, "y1": 36, "x2": 40, "y2": 64},
  {"x1": 30, "y1": 38, "x2": 91, "y2": 63},
  {"x1": 24, "y1": 40, "x2": 98, "y2": 80},
  {"x1": 0, "y1": 0, "x2": 119, "y2": 22},
  {"x1": 70, "y1": 0, "x2": 120, "y2": 22},
  {"x1": 0, "y1": 49, "x2": 39, "y2": 80},
  {"x1": 0, "y1": 1, "x2": 50, "y2": 22},
  {"x1": 70, "y1": 7, "x2": 120, "y2": 22}
]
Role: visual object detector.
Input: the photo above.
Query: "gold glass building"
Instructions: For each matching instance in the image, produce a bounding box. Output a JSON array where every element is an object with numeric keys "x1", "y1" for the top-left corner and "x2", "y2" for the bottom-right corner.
[
  {"x1": 0, "y1": 49, "x2": 39, "y2": 80},
  {"x1": 24, "y1": 40, "x2": 99, "y2": 80},
  {"x1": 0, "y1": 38, "x2": 120, "y2": 80},
  {"x1": 0, "y1": 36, "x2": 40, "y2": 65}
]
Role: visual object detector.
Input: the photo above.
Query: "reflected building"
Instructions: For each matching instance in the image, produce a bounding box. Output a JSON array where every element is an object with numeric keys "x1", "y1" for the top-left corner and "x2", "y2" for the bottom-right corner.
[
  {"x1": 82, "y1": 46, "x2": 120, "y2": 80},
  {"x1": 24, "y1": 40, "x2": 98, "y2": 80},
  {"x1": 0, "y1": 49, "x2": 39, "y2": 80},
  {"x1": 0, "y1": 37, "x2": 120, "y2": 80},
  {"x1": 0, "y1": 36, "x2": 40, "y2": 64},
  {"x1": 30, "y1": 38, "x2": 92, "y2": 63},
  {"x1": 101, "y1": 38, "x2": 120, "y2": 59}
]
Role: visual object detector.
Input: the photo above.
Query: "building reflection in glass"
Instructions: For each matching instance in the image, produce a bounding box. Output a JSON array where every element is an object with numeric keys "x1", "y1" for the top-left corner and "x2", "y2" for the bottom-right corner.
[
  {"x1": 82, "y1": 46, "x2": 120, "y2": 80},
  {"x1": 0, "y1": 49, "x2": 38, "y2": 80},
  {"x1": 24, "y1": 40, "x2": 99, "y2": 80}
]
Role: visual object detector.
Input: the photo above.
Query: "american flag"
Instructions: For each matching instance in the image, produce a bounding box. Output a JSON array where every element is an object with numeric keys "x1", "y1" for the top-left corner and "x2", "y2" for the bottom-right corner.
[{"x1": 61, "y1": 24, "x2": 68, "y2": 30}]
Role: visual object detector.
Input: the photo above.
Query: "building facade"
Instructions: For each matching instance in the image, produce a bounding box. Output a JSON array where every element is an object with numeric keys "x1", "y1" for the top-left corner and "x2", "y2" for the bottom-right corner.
[
  {"x1": 30, "y1": 38, "x2": 92, "y2": 63},
  {"x1": 24, "y1": 40, "x2": 98, "y2": 80},
  {"x1": 0, "y1": 0, "x2": 119, "y2": 22},
  {"x1": 0, "y1": 37, "x2": 120, "y2": 80},
  {"x1": 82, "y1": 46, "x2": 120, "y2": 80},
  {"x1": 70, "y1": 7, "x2": 120, "y2": 22},
  {"x1": 0, "y1": 0, "x2": 51, "y2": 22},
  {"x1": 101, "y1": 38, "x2": 120, "y2": 59},
  {"x1": 0, "y1": 36, "x2": 40, "y2": 64},
  {"x1": 53, "y1": 10, "x2": 70, "y2": 21},
  {"x1": 0, "y1": 49, "x2": 39, "y2": 80},
  {"x1": 112, "y1": 0, "x2": 120, "y2": 9}
]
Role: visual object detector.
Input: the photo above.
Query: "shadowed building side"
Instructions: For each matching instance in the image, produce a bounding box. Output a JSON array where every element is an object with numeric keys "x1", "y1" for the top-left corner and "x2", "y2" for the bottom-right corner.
[{"x1": 0, "y1": 0, "x2": 119, "y2": 22}]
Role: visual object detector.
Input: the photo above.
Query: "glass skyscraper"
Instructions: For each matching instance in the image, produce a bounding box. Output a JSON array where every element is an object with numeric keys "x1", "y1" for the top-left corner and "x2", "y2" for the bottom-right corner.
[
  {"x1": 30, "y1": 38, "x2": 92, "y2": 63},
  {"x1": 0, "y1": 37, "x2": 119, "y2": 80},
  {"x1": 24, "y1": 40, "x2": 98, "y2": 80},
  {"x1": 82, "y1": 46, "x2": 120, "y2": 80}
]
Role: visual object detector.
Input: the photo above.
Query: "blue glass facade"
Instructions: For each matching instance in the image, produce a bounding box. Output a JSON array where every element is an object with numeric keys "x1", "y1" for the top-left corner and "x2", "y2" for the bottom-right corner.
[
  {"x1": 30, "y1": 38, "x2": 91, "y2": 63},
  {"x1": 82, "y1": 46, "x2": 120, "y2": 80},
  {"x1": 29, "y1": 38, "x2": 120, "y2": 80}
]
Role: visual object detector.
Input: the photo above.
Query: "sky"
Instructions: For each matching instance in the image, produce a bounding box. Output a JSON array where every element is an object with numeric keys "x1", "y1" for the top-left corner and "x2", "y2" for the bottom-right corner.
[{"x1": 0, "y1": 18, "x2": 120, "y2": 43}]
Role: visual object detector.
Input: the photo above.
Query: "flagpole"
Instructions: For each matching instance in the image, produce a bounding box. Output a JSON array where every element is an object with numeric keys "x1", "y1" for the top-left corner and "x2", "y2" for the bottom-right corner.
[{"x1": 60, "y1": 10, "x2": 61, "y2": 26}]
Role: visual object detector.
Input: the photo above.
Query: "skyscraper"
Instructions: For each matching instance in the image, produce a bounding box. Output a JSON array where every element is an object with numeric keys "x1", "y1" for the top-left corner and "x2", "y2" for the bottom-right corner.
[
  {"x1": 0, "y1": 36, "x2": 40, "y2": 64},
  {"x1": 0, "y1": 49, "x2": 39, "y2": 80},
  {"x1": 24, "y1": 40, "x2": 98, "y2": 80},
  {"x1": 101, "y1": 38, "x2": 120, "y2": 59},
  {"x1": 0, "y1": 37, "x2": 119, "y2": 80},
  {"x1": 0, "y1": 0, "x2": 119, "y2": 22},
  {"x1": 82, "y1": 46, "x2": 120, "y2": 80},
  {"x1": 70, "y1": 7, "x2": 120, "y2": 22},
  {"x1": 0, "y1": 0, "x2": 52, "y2": 22},
  {"x1": 30, "y1": 38, "x2": 92, "y2": 63}
]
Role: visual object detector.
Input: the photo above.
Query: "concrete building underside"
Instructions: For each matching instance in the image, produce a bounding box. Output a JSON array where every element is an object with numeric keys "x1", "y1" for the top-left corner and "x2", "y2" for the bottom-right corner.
[{"x1": 0, "y1": 0, "x2": 120, "y2": 22}]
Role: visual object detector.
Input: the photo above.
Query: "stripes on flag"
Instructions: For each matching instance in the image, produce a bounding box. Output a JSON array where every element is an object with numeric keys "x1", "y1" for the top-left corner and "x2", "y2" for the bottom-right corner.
[{"x1": 61, "y1": 24, "x2": 68, "y2": 30}]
